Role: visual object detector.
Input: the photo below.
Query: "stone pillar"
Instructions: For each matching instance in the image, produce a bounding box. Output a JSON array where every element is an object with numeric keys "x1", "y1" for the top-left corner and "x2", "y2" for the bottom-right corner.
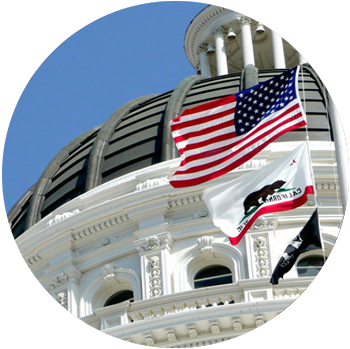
[
  {"x1": 271, "y1": 31, "x2": 286, "y2": 68},
  {"x1": 240, "y1": 16, "x2": 255, "y2": 68},
  {"x1": 134, "y1": 232, "x2": 174, "y2": 300},
  {"x1": 212, "y1": 26, "x2": 228, "y2": 76},
  {"x1": 198, "y1": 44, "x2": 211, "y2": 77}
]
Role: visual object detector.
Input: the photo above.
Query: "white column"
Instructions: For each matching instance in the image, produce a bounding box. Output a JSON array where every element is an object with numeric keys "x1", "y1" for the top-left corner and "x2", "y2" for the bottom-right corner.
[
  {"x1": 212, "y1": 27, "x2": 228, "y2": 76},
  {"x1": 240, "y1": 16, "x2": 255, "y2": 68},
  {"x1": 271, "y1": 31, "x2": 286, "y2": 68},
  {"x1": 198, "y1": 44, "x2": 211, "y2": 77},
  {"x1": 329, "y1": 96, "x2": 348, "y2": 214}
]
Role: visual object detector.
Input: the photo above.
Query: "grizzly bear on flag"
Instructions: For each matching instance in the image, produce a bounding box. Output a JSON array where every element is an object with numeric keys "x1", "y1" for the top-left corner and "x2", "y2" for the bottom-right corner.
[{"x1": 243, "y1": 180, "x2": 286, "y2": 215}]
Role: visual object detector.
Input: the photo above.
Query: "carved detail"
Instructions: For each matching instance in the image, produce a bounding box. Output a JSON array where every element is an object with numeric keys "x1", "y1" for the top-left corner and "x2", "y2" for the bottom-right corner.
[
  {"x1": 50, "y1": 272, "x2": 69, "y2": 289},
  {"x1": 188, "y1": 328, "x2": 198, "y2": 338},
  {"x1": 27, "y1": 253, "x2": 42, "y2": 265},
  {"x1": 254, "y1": 236, "x2": 270, "y2": 278},
  {"x1": 72, "y1": 213, "x2": 130, "y2": 240},
  {"x1": 101, "y1": 263, "x2": 119, "y2": 284},
  {"x1": 136, "y1": 234, "x2": 173, "y2": 254},
  {"x1": 57, "y1": 291, "x2": 68, "y2": 309},
  {"x1": 255, "y1": 315, "x2": 265, "y2": 327},
  {"x1": 250, "y1": 216, "x2": 278, "y2": 231},
  {"x1": 47, "y1": 209, "x2": 80, "y2": 226},
  {"x1": 144, "y1": 336, "x2": 155, "y2": 346},
  {"x1": 198, "y1": 236, "x2": 214, "y2": 259},
  {"x1": 209, "y1": 320, "x2": 221, "y2": 334},
  {"x1": 239, "y1": 15, "x2": 252, "y2": 26},
  {"x1": 136, "y1": 177, "x2": 169, "y2": 191},
  {"x1": 166, "y1": 329, "x2": 177, "y2": 342},
  {"x1": 211, "y1": 25, "x2": 226, "y2": 35},
  {"x1": 232, "y1": 317, "x2": 243, "y2": 331},
  {"x1": 168, "y1": 193, "x2": 203, "y2": 208},
  {"x1": 148, "y1": 256, "x2": 162, "y2": 298}
]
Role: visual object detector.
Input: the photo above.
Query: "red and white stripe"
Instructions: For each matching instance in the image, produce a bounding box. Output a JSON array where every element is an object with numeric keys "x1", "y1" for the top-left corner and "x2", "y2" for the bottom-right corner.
[{"x1": 169, "y1": 95, "x2": 306, "y2": 188}]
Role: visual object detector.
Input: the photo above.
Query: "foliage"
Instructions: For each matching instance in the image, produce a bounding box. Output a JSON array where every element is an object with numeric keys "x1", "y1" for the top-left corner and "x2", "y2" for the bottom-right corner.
[{"x1": 1, "y1": 277, "x2": 325, "y2": 349}]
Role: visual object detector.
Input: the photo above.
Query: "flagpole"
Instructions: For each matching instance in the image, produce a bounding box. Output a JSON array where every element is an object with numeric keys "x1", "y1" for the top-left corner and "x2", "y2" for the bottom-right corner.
[{"x1": 300, "y1": 65, "x2": 326, "y2": 262}]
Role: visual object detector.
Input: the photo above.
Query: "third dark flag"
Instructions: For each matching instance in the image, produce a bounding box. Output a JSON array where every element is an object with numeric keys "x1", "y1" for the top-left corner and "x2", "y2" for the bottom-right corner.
[{"x1": 270, "y1": 209, "x2": 322, "y2": 285}]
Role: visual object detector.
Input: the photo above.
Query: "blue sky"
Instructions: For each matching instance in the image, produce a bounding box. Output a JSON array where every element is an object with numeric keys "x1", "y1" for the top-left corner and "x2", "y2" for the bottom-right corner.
[{"x1": 2, "y1": 1, "x2": 208, "y2": 212}]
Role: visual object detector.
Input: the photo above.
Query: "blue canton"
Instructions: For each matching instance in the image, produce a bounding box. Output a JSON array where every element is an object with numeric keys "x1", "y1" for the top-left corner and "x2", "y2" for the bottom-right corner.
[{"x1": 234, "y1": 69, "x2": 298, "y2": 136}]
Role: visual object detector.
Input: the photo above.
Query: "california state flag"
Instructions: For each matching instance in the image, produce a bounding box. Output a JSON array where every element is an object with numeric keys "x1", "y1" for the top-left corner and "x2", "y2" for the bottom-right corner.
[{"x1": 203, "y1": 142, "x2": 314, "y2": 245}]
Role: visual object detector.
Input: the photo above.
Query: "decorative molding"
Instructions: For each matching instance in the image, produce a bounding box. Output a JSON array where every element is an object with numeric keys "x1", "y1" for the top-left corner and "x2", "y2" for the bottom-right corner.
[
  {"x1": 187, "y1": 324, "x2": 198, "y2": 338},
  {"x1": 143, "y1": 333, "x2": 155, "y2": 346},
  {"x1": 209, "y1": 320, "x2": 221, "y2": 334},
  {"x1": 254, "y1": 236, "x2": 270, "y2": 278},
  {"x1": 197, "y1": 236, "x2": 214, "y2": 259},
  {"x1": 315, "y1": 182, "x2": 337, "y2": 191},
  {"x1": 211, "y1": 25, "x2": 226, "y2": 35},
  {"x1": 27, "y1": 252, "x2": 42, "y2": 265},
  {"x1": 72, "y1": 212, "x2": 130, "y2": 240},
  {"x1": 50, "y1": 272, "x2": 69, "y2": 289},
  {"x1": 165, "y1": 328, "x2": 177, "y2": 342},
  {"x1": 196, "y1": 42, "x2": 209, "y2": 54},
  {"x1": 231, "y1": 316, "x2": 243, "y2": 331},
  {"x1": 255, "y1": 314, "x2": 265, "y2": 327},
  {"x1": 250, "y1": 216, "x2": 278, "y2": 231},
  {"x1": 47, "y1": 209, "x2": 80, "y2": 227},
  {"x1": 135, "y1": 233, "x2": 173, "y2": 254},
  {"x1": 273, "y1": 288, "x2": 304, "y2": 299},
  {"x1": 168, "y1": 193, "x2": 203, "y2": 208},
  {"x1": 101, "y1": 263, "x2": 118, "y2": 284},
  {"x1": 239, "y1": 15, "x2": 252, "y2": 26},
  {"x1": 57, "y1": 291, "x2": 68, "y2": 309},
  {"x1": 136, "y1": 177, "x2": 169, "y2": 191},
  {"x1": 197, "y1": 210, "x2": 209, "y2": 219},
  {"x1": 148, "y1": 256, "x2": 162, "y2": 298},
  {"x1": 98, "y1": 237, "x2": 111, "y2": 247}
]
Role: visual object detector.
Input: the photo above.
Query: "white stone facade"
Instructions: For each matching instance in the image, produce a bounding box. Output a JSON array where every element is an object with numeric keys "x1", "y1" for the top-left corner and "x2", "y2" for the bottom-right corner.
[{"x1": 15, "y1": 141, "x2": 341, "y2": 346}]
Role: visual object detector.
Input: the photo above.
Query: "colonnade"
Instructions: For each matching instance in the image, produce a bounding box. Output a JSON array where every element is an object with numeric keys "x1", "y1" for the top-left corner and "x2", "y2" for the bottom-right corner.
[{"x1": 198, "y1": 16, "x2": 299, "y2": 77}]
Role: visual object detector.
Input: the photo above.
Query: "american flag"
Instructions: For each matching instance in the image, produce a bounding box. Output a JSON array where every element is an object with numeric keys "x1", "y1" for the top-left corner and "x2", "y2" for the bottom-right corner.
[{"x1": 169, "y1": 67, "x2": 307, "y2": 188}]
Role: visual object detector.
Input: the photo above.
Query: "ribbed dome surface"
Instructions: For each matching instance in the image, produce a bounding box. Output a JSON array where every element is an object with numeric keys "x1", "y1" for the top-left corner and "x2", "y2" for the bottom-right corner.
[{"x1": 8, "y1": 66, "x2": 330, "y2": 238}]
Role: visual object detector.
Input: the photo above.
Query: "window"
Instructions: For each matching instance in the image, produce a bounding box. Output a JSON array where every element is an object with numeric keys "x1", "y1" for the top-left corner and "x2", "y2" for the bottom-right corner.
[
  {"x1": 297, "y1": 256, "x2": 325, "y2": 277},
  {"x1": 194, "y1": 265, "x2": 233, "y2": 289},
  {"x1": 104, "y1": 290, "x2": 134, "y2": 307}
]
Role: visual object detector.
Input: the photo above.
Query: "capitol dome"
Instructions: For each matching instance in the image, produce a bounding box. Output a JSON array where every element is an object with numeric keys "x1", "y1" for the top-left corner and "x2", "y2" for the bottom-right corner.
[{"x1": 7, "y1": 4, "x2": 346, "y2": 347}]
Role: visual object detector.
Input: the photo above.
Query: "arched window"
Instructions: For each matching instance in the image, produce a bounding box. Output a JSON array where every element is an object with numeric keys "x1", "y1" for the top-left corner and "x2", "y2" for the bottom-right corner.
[
  {"x1": 297, "y1": 256, "x2": 325, "y2": 277},
  {"x1": 104, "y1": 290, "x2": 134, "y2": 307},
  {"x1": 194, "y1": 265, "x2": 233, "y2": 289}
]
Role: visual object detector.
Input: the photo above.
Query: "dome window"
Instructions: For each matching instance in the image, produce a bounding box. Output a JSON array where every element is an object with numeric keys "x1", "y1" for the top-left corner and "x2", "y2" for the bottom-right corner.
[
  {"x1": 194, "y1": 265, "x2": 233, "y2": 289},
  {"x1": 104, "y1": 290, "x2": 134, "y2": 307},
  {"x1": 297, "y1": 256, "x2": 325, "y2": 277}
]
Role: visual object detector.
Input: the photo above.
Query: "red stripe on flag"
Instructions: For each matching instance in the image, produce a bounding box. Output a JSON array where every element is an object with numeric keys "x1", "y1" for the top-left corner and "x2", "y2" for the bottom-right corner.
[
  {"x1": 173, "y1": 119, "x2": 235, "y2": 143},
  {"x1": 175, "y1": 108, "x2": 306, "y2": 169},
  {"x1": 228, "y1": 185, "x2": 314, "y2": 245},
  {"x1": 173, "y1": 95, "x2": 236, "y2": 120},
  {"x1": 169, "y1": 120, "x2": 306, "y2": 188},
  {"x1": 176, "y1": 110, "x2": 305, "y2": 173},
  {"x1": 171, "y1": 107, "x2": 235, "y2": 132}
]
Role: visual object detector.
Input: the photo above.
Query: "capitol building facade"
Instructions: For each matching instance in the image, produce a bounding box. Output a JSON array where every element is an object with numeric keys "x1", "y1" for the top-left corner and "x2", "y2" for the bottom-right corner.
[{"x1": 8, "y1": 5, "x2": 345, "y2": 347}]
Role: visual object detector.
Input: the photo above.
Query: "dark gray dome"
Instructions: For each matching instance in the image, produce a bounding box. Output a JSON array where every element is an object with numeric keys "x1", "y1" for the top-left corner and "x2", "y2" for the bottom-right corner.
[{"x1": 8, "y1": 66, "x2": 331, "y2": 238}]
